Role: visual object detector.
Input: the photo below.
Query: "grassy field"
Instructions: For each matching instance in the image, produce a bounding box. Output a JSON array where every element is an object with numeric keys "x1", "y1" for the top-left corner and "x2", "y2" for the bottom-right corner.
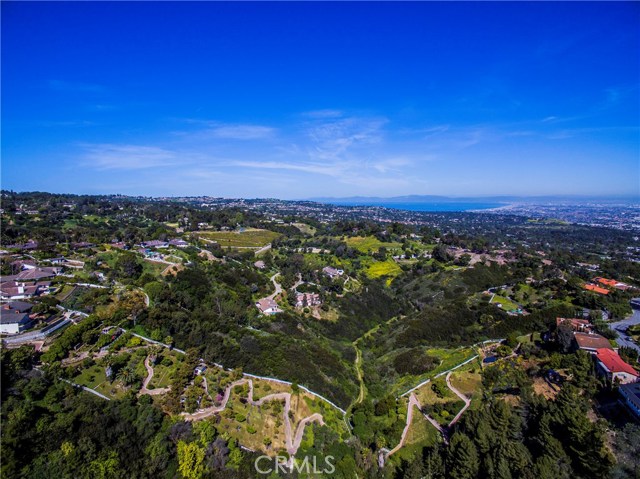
[
  {"x1": 449, "y1": 370, "x2": 483, "y2": 409},
  {"x1": 73, "y1": 364, "x2": 130, "y2": 400},
  {"x1": 345, "y1": 236, "x2": 402, "y2": 253},
  {"x1": 213, "y1": 377, "x2": 347, "y2": 455},
  {"x1": 392, "y1": 410, "x2": 440, "y2": 463},
  {"x1": 366, "y1": 260, "x2": 403, "y2": 281},
  {"x1": 291, "y1": 223, "x2": 316, "y2": 235},
  {"x1": 195, "y1": 228, "x2": 281, "y2": 248}
]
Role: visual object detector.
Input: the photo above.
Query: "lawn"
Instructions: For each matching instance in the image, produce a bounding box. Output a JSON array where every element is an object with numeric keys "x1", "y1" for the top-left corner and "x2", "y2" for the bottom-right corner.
[
  {"x1": 73, "y1": 364, "x2": 130, "y2": 400},
  {"x1": 195, "y1": 228, "x2": 281, "y2": 248},
  {"x1": 490, "y1": 294, "x2": 519, "y2": 312},
  {"x1": 345, "y1": 236, "x2": 402, "y2": 254}
]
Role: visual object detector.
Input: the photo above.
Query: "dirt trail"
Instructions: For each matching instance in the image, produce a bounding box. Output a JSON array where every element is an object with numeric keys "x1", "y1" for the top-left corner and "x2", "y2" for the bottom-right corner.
[
  {"x1": 267, "y1": 273, "x2": 282, "y2": 300},
  {"x1": 445, "y1": 372, "x2": 471, "y2": 426},
  {"x1": 138, "y1": 356, "x2": 171, "y2": 396},
  {"x1": 181, "y1": 378, "x2": 324, "y2": 456}
]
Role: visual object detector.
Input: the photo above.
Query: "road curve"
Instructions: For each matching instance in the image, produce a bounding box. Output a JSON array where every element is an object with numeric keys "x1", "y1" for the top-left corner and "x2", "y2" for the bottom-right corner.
[{"x1": 445, "y1": 372, "x2": 471, "y2": 427}]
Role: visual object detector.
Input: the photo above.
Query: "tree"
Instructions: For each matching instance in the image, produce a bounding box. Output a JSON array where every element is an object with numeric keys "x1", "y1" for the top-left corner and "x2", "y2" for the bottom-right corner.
[
  {"x1": 447, "y1": 433, "x2": 479, "y2": 479},
  {"x1": 556, "y1": 323, "x2": 574, "y2": 353},
  {"x1": 177, "y1": 440, "x2": 206, "y2": 479},
  {"x1": 116, "y1": 365, "x2": 136, "y2": 386}
]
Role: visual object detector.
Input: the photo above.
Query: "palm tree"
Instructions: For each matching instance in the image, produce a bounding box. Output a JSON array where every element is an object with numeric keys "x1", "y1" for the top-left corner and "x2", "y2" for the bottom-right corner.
[
  {"x1": 148, "y1": 344, "x2": 162, "y2": 365},
  {"x1": 117, "y1": 365, "x2": 136, "y2": 386}
]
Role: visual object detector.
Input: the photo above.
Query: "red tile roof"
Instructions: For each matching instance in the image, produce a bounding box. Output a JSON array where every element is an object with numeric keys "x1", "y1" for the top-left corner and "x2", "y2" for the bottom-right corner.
[
  {"x1": 596, "y1": 348, "x2": 639, "y2": 377},
  {"x1": 594, "y1": 277, "x2": 617, "y2": 287},
  {"x1": 584, "y1": 284, "x2": 610, "y2": 295}
]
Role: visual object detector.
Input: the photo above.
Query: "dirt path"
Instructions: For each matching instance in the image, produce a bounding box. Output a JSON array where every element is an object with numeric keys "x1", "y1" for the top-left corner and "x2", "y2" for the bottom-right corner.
[
  {"x1": 267, "y1": 273, "x2": 282, "y2": 300},
  {"x1": 139, "y1": 356, "x2": 171, "y2": 396},
  {"x1": 353, "y1": 344, "x2": 366, "y2": 404},
  {"x1": 181, "y1": 378, "x2": 324, "y2": 456},
  {"x1": 254, "y1": 244, "x2": 272, "y2": 256},
  {"x1": 445, "y1": 372, "x2": 471, "y2": 427}
]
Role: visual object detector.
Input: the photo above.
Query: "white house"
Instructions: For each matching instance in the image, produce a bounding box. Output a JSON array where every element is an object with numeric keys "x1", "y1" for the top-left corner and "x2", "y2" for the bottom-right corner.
[
  {"x1": 255, "y1": 298, "x2": 282, "y2": 315},
  {"x1": 595, "y1": 348, "x2": 639, "y2": 385}
]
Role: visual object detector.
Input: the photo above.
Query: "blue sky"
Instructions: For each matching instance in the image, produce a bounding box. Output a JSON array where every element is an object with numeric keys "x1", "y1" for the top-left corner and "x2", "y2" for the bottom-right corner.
[{"x1": 2, "y1": 2, "x2": 638, "y2": 199}]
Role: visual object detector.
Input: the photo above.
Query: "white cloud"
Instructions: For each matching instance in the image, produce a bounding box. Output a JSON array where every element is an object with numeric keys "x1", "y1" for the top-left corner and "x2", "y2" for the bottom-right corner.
[
  {"x1": 209, "y1": 124, "x2": 276, "y2": 140},
  {"x1": 231, "y1": 160, "x2": 345, "y2": 177},
  {"x1": 302, "y1": 109, "x2": 344, "y2": 119},
  {"x1": 81, "y1": 144, "x2": 179, "y2": 170}
]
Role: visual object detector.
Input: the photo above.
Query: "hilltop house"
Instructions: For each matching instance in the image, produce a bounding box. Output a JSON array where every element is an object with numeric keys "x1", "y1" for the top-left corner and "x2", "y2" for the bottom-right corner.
[
  {"x1": 595, "y1": 348, "x2": 639, "y2": 385},
  {"x1": 594, "y1": 277, "x2": 633, "y2": 291},
  {"x1": 0, "y1": 302, "x2": 34, "y2": 334},
  {"x1": 255, "y1": 298, "x2": 282, "y2": 315},
  {"x1": 322, "y1": 266, "x2": 344, "y2": 279},
  {"x1": 140, "y1": 240, "x2": 169, "y2": 249},
  {"x1": 583, "y1": 284, "x2": 610, "y2": 295},
  {"x1": 168, "y1": 239, "x2": 189, "y2": 248}
]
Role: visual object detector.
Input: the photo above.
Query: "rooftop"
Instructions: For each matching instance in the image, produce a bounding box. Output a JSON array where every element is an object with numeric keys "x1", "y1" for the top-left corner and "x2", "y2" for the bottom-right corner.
[
  {"x1": 574, "y1": 332, "x2": 613, "y2": 351},
  {"x1": 596, "y1": 348, "x2": 639, "y2": 377}
]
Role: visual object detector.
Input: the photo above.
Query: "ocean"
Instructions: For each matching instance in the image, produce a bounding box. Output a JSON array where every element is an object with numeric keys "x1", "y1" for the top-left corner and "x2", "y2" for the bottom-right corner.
[{"x1": 329, "y1": 201, "x2": 506, "y2": 212}]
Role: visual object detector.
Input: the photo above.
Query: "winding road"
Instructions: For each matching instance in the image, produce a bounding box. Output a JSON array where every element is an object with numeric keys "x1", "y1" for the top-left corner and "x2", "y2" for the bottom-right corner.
[
  {"x1": 181, "y1": 378, "x2": 324, "y2": 457},
  {"x1": 380, "y1": 370, "x2": 474, "y2": 465},
  {"x1": 445, "y1": 371, "x2": 471, "y2": 427},
  {"x1": 267, "y1": 273, "x2": 282, "y2": 300},
  {"x1": 138, "y1": 356, "x2": 171, "y2": 396}
]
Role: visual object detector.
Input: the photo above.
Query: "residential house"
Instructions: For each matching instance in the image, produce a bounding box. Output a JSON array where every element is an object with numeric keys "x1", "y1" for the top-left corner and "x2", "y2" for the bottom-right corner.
[
  {"x1": 168, "y1": 239, "x2": 189, "y2": 248},
  {"x1": 48, "y1": 257, "x2": 85, "y2": 269},
  {"x1": 15, "y1": 267, "x2": 58, "y2": 282},
  {"x1": 619, "y1": 382, "x2": 640, "y2": 420},
  {"x1": 255, "y1": 298, "x2": 282, "y2": 315},
  {"x1": 140, "y1": 240, "x2": 169, "y2": 249},
  {"x1": 573, "y1": 332, "x2": 615, "y2": 353},
  {"x1": 0, "y1": 281, "x2": 52, "y2": 301},
  {"x1": 322, "y1": 266, "x2": 344, "y2": 279},
  {"x1": 556, "y1": 317, "x2": 594, "y2": 333},
  {"x1": 595, "y1": 348, "x2": 639, "y2": 385},
  {"x1": 296, "y1": 292, "x2": 321, "y2": 308},
  {"x1": 254, "y1": 260, "x2": 266, "y2": 269},
  {"x1": 10, "y1": 259, "x2": 36, "y2": 272},
  {"x1": 594, "y1": 277, "x2": 632, "y2": 291},
  {"x1": 0, "y1": 302, "x2": 34, "y2": 334},
  {"x1": 583, "y1": 284, "x2": 610, "y2": 295}
]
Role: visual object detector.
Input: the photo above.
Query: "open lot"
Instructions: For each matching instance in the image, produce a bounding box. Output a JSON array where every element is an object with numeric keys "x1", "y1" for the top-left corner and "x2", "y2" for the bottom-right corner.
[
  {"x1": 195, "y1": 228, "x2": 281, "y2": 248},
  {"x1": 345, "y1": 236, "x2": 402, "y2": 254},
  {"x1": 366, "y1": 260, "x2": 403, "y2": 281}
]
